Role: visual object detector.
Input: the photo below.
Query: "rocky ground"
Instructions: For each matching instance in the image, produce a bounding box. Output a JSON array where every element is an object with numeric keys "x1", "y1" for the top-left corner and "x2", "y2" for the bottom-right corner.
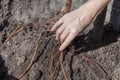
[{"x1": 0, "y1": 0, "x2": 120, "y2": 80}]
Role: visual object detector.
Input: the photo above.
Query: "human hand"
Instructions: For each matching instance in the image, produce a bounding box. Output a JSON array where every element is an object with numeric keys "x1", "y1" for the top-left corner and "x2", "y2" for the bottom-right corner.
[{"x1": 51, "y1": 0, "x2": 105, "y2": 51}]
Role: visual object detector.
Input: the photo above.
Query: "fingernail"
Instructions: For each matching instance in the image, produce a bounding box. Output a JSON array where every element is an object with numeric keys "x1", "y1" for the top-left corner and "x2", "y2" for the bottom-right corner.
[
  {"x1": 59, "y1": 47, "x2": 63, "y2": 51},
  {"x1": 59, "y1": 48, "x2": 62, "y2": 51}
]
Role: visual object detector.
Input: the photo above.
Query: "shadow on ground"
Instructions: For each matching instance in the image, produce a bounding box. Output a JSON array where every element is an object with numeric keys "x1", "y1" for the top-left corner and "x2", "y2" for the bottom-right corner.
[
  {"x1": 0, "y1": 55, "x2": 17, "y2": 80},
  {"x1": 72, "y1": 23, "x2": 120, "y2": 55}
]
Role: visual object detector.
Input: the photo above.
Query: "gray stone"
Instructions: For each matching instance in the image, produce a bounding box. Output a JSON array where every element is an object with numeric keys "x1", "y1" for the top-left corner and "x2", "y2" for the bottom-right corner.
[
  {"x1": 110, "y1": 0, "x2": 120, "y2": 31},
  {"x1": 112, "y1": 62, "x2": 120, "y2": 80}
]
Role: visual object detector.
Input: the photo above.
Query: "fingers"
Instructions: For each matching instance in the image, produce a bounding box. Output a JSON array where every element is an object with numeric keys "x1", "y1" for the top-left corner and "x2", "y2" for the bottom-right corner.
[
  {"x1": 51, "y1": 18, "x2": 63, "y2": 31},
  {"x1": 59, "y1": 32, "x2": 77, "y2": 51},
  {"x1": 60, "y1": 28, "x2": 69, "y2": 43},
  {"x1": 56, "y1": 25, "x2": 66, "y2": 40}
]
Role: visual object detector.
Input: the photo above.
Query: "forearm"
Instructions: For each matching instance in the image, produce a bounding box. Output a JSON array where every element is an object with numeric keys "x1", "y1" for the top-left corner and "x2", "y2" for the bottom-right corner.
[
  {"x1": 88, "y1": 0, "x2": 110, "y2": 10},
  {"x1": 90, "y1": 0, "x2": 110, "y2": 14},
  {"x1": 78, "y1": 0, "x2": 110, "y2": 19}
]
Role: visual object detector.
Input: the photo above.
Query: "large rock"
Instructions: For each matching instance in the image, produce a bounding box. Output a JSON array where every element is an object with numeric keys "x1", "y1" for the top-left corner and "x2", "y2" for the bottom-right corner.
[{"x1": 110, "y1": 0, "x2": 120, "y2": 31}]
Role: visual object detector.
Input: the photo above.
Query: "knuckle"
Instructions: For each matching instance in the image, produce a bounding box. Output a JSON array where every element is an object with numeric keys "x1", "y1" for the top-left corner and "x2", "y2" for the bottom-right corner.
[
  {"x1": 70, "y1": 28, "x2": 77, "y2": 34},
  {"x1": 55, "y1": 21, "x2": 58, "y2": 25},
  {"x1": 56, "y1": 19, "x2": 62, "y2": 25},
  {"x1": 56, "y1": 22, "x2": 60, "y2": 26},
  {"x1": 56, "y1": 30, "x2": 61, "y2": 34}
]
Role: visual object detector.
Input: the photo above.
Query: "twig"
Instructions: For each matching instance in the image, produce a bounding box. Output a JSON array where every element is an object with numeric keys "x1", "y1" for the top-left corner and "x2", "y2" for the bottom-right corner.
[
  {"x1": 17, "y1": 32, "x2": 42, "y2": 79},
  {"x1": 51, "y1": 18, "x2": 60, "y2": 21},
  {"x1": 47, "y1": 21, "x2": 55, "y2": 25},
  {"x1": 5, "y1": 22, "x2": 46, "y2": 43},
  {"x1": 49, "y1": 51, "x2": 60, "y2": 80},
  {"x1": 17, "y1": 30, "x2": 51, "y2": 79},
  {"x1": 59, "y1": 52, "x2": 69, "y2": 80},
  {"x1": 83, "y1": 55, "x2": 108, "y2": 80},
  {"x1": 5, "y1": 26, "x2": 25, "y2": 43},
  {"x1": 61, "y1": 0, "x2": 72, "y2": 15},
  {"x1": 49, "y1": 42, "x2": 60, "y2": 80}
]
